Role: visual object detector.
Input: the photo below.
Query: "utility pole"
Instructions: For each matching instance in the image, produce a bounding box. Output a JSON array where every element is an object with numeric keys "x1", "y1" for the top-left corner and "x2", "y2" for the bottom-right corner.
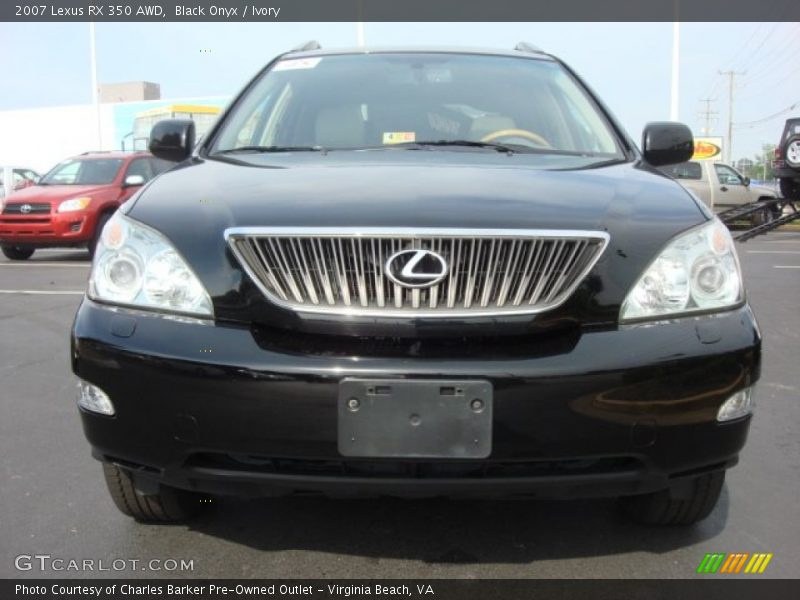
[
  {"x1": 719, "y1": 69, "x2": 745, "y2": 164},
  {"x1": 698, "y1": 98, "x2": 718, "y2": 135}
]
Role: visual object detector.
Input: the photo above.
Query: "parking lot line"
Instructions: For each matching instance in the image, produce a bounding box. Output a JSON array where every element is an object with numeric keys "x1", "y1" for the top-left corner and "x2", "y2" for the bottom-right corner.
[
  {"x1": 35, "y1": 248, "x2": 86, "y2": 252},
  {"x1": 746, "y1": 250, "x2": 800, "y2": 254},
  {"x1": 0, "y1": 290, "x2": 84, "y2": 295},
  {"x1": 774, "y1": 265, "x2": 800, "y2": 269},
  {"x1": 0, "y1": 263, "x2": 90, "y2": 268}
]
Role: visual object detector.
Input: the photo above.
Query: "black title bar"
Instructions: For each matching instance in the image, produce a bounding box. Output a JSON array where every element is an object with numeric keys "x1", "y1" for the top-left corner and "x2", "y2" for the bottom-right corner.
[
  {"x1": 6, "y1": 579, "x2": 800, "y2": 600},
  {"x1": 4, "y1": 0, "x2": 800, "y2": 22}
]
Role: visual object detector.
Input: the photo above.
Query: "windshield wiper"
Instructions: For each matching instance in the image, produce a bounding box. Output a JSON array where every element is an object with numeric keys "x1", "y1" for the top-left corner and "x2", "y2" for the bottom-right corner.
[
  {"x1": 554, "y1": 157, "x2": 628, "y2": 171},
  {"x1": 391, "y1": 140, "x2": 518, "y2": 154},
  {"x1": 213, "y1": 145, "x2": 326, "y2": 155}
]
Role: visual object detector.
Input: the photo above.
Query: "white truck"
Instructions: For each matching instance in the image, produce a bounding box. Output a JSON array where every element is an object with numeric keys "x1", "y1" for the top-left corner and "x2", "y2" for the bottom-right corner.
[{"x1": 660, "y1": 160, "x2": 778, "y2": 224}]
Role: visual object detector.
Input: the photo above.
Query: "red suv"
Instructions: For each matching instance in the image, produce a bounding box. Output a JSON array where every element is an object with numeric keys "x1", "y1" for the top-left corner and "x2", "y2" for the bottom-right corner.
[{"x1": 0, "y1": 152, "x2": 172, "y2": 260}]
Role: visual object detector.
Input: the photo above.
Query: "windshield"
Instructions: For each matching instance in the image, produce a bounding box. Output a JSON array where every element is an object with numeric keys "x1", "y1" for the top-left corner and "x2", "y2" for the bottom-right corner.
[
  {"x1": 40, "y1": 158, "x2": 123, "y2": 185},
  {"x1": 209, "y1": 53, "x2": 623, "y2": 160}
]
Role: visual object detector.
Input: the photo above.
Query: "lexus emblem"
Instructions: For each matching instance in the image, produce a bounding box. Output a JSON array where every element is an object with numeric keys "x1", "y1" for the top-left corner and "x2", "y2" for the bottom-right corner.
[
  {"x1": 19, "y1": 204, "x2": 32, "y2": 214},
  {"x1": 386, "y1": 249, "x2": 448, "y2": 289}
]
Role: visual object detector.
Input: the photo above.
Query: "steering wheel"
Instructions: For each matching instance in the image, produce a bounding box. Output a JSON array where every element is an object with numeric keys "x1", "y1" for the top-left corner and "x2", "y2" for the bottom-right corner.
[{"x1": 481, "y1": 128, "x2": 552, "y2": 149}]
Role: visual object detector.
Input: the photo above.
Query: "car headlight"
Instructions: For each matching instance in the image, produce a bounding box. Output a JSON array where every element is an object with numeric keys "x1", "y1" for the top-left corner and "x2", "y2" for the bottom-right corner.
[
  {"x1": 58, "y1": 196, "x2": 92, "y2": 212},
  {"x1": 89, "y1": 212, "x2": 213, "y2": 317},
  {"x1": 620, "y1": 218, "x2": 743, "y2": 321}
]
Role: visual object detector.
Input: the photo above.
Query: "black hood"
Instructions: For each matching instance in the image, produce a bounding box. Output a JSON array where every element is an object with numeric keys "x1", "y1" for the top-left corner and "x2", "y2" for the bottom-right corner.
[{"x1": 127, "y1": 152, "x2": 706, "y2": 332}]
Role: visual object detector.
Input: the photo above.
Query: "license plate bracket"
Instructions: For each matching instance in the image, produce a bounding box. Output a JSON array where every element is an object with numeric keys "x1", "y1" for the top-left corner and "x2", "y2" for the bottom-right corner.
[{"x1": 338, "y1": 379, "x2": 492, "y2": 459}]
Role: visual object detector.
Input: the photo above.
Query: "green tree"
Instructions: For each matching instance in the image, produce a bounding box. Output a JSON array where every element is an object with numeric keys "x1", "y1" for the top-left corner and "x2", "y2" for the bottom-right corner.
[{"x1": 752, "y1": 144, "x2": 777, "y2": 181}]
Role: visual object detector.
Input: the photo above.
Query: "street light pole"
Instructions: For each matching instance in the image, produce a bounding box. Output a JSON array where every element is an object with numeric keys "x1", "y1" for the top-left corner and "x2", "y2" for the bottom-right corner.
[
  {"x1": 356, "y1": 22, "x2": 365, "y2": 47},
  {"x1": 670, "y1": 20, "x2": 680, "y2": 121},
  {"x1": 89, "y1": 23, "x2": 102, "y2": 150}
]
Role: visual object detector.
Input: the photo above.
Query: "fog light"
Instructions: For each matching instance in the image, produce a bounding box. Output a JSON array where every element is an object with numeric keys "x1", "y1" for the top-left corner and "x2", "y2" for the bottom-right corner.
[
  {"x1": 77, "y1": 380, "x2": 115, "y2": 416},
  {"x1": 717, "y1": 387, "x2": 754, "y2": 422}
]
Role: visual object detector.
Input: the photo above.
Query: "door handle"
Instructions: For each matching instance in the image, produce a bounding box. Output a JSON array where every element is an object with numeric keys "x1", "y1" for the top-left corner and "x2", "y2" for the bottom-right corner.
[{"x1": 720, "y1": 186, "x2": 728, "y2": 192}]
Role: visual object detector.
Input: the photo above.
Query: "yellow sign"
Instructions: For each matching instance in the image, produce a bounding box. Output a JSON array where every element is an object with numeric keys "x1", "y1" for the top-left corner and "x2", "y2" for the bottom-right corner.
[
  {"x1": 383, "y1": 132, "x2": 416, "y2": 145},
  {"x1": 693, "y1": 136, "x2": 723, "y2": 161}
]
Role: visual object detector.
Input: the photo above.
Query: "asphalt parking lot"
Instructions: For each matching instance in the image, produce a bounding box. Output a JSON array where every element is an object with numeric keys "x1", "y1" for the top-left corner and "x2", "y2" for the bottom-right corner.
[{"x1": 1, "y1": 233, "x2": 799, "y2": 579}]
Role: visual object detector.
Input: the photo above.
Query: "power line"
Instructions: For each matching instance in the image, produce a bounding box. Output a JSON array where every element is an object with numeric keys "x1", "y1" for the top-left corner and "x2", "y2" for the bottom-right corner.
[
  {"x1": 737, "y1": 24, "x2": 800, "y2": 79},
  {"x1": 722, "y1": 0, "x2": 784, "y2": 69},
  {"x1": 737, "y1": 62, "x2": 800, "y2": 102},
  {"x1": 732, "y1": 22, "x2": 782, "y2": 72},
  {"x1": 734, "y1": 100, "x2": 800, "y2": 128}
]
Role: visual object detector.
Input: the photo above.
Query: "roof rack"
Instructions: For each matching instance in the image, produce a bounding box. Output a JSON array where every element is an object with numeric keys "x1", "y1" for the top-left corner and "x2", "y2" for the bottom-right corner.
[
  {"x1": 79, "y1": 150, "x2": 138, "y2": 155},
  {"x1": 291, "y1": 40, "x2": 322, "y2": 52},
  {"x1": 514, "y1": 41, "x2": 544, "y2": 53}
]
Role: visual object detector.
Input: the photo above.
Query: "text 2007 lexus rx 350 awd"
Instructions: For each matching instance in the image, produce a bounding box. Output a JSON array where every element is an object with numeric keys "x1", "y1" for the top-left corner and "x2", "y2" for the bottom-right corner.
[{"x1": 71, "y1": 44, "x2": 761, "y2": 526}]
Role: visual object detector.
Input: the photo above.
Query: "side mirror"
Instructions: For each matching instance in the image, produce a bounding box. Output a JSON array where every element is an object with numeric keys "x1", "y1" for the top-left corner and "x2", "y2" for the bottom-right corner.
[
  {"x1": 642, "y1": 122, "x2": 694, "y2": 167},
  {"x1": 149, "y1": 119, "x2": 195, "y2": 162},
  {"x1": 123, "y1": 174, "x2": 145, "y2": 187},
  {"x1": 743, "y1": 176, "x2": 750, "y2": 186}
]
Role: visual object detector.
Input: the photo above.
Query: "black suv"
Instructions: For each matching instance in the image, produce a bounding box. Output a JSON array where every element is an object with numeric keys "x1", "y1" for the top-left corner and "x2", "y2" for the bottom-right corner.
[
  {"x1": 776, "y1": 117, "x2": 800, "y2": 199},
  {"x1": 72, "y1": 44, "x2": 760, "y2": 526}
]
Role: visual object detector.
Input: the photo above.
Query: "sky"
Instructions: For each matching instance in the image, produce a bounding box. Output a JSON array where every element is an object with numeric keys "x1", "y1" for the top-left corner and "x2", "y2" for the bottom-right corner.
[{"x1": 0, "y1": 21, "x2": 798, "y2": 160}]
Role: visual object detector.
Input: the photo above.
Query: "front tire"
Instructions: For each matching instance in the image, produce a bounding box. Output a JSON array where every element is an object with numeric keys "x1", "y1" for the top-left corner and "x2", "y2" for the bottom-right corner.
[
  {"x1": 1, "y1": 245, "x2": 35, "y2": 260},
  {"x1": 619, "y1": 471, "x2": 725, "y2": 526},
  {"x1": 102, "y1": 463, "x2": 205, "y2": 523},
  {"x1": 750, "y1": 199, "x2": 780, "y2": 226}
]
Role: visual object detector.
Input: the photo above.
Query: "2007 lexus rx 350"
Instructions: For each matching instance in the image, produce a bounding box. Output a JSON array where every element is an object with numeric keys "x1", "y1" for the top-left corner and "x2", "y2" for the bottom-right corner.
[{"x1": 71, "y1": 43, "x2": 760, "y2": 525}]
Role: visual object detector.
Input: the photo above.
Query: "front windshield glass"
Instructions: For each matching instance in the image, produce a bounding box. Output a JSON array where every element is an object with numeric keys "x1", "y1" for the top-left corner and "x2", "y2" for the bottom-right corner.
[
  {"x1": 209, "y1": 53, "x2": 623, "y2": 159},
  {"x1": 40, "y1": 158, "x2": 123, "y2": 185}
]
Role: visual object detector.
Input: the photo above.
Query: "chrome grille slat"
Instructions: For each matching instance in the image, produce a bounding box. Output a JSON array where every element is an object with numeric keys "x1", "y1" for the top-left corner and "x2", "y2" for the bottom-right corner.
[
  {"x1": 464, "y1": 239, "x2": 479, "y2": 309},
  {"x1": 249, "y1": 238, "x2": 288, "y2": 301},
  {"x1": 333, "y1": 239, "x2": 350, "y2": 306},
  {"x1": 310, "y1": 238, "x2": 335, "y2": 305},
  {"x1": 544, "y1": 240, "x2": 585, "y2": 304},
  {"x1": 267, "y1": 238, "x2": 303, "y2": 303},
  {"x1": 226, "y1": 228, "x2": 609, "y2": 317},
  {"x1": 497, "y1": 239, "x2": 520, "y2": 307}
]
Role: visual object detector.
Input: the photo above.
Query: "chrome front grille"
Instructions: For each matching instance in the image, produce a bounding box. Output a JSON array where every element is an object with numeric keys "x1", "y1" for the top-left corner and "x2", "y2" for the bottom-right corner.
[
  {"x1": 226, "y1": 228, "x2": 609, "y2": 317},
  {"x1": 2, "y1": 203, "x2": 51, "y2": 215}
]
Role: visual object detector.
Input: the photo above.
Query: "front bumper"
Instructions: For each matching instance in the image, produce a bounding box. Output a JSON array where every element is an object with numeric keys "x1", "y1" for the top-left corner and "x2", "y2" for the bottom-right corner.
[
  {"x1": 0, "y1": 210, "x2": 92, "y2": 246},
  {"x1": 71, "y1": 299, "x2": 761, "y2": 499},
  {"x1": 774, "y1": 164, "x2": 800, "y2": 180}
]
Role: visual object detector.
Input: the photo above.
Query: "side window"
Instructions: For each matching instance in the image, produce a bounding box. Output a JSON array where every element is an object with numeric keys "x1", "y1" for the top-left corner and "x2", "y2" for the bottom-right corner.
[
  {"x1": 51, "y1": 161, "x2": 80, "y2": 184},
  {"x1": 125, "y1": 158, "x2": 153, "y2": 183},
  {"x1": 661, "y1": 161, "x2": 702, "y2": 180},
  {"x1": 258, "y1": 84, "x2": 293, "y2": 147},
  {"x1": 235, "y1": 96, "x2": 270, "y2": 147},
  {"x1": 714, "y1": 164, "x2": 743, "y2": 186},
  {"x1": 14, "y1": 169, "x2": 36, "y2": 181}
]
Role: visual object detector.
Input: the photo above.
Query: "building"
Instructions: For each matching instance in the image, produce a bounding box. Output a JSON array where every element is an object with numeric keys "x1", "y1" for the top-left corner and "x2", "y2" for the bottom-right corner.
[
  {"x1": 99, "y1": 81, "x2": 161, "y2": 103},
  {"x1": 0, "y1": 96, "x2": 228, "y2": 172}
]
